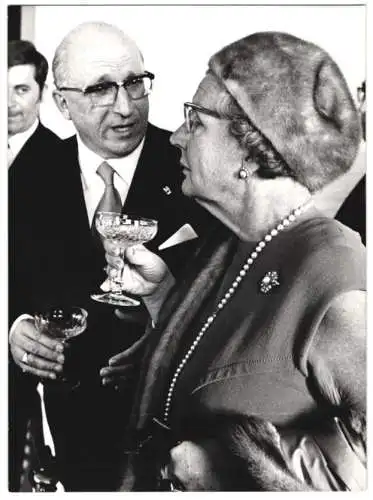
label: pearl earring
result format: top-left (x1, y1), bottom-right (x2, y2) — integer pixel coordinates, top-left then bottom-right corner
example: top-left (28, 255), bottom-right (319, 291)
top-left (238, 167), bottom-right (249, 180)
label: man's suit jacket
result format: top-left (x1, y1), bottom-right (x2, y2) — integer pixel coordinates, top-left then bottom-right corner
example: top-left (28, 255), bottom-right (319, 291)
top-left (8, 122), bottom-right (64, 491)
top-left (335, 175), bottom-right (366, 245)
top-left (11, 123), bottom-right (213, 491)
top-left (9, 122), bottom-right (64, 322)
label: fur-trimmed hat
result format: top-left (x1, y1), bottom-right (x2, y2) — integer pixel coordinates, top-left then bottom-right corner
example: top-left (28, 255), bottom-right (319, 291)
top-left (208, 32), bottom-right (361, 192)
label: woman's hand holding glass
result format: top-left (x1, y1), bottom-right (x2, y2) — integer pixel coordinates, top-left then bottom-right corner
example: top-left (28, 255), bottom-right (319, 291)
top-left (91, 212), bottom-right (159, 306)
top-left (104, 242), bottom-right (168, 294)
top-left (104, 240), bottom-right (175, 322)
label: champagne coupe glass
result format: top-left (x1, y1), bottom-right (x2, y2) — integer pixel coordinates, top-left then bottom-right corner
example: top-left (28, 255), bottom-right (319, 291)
top-left (34, 306), bottom-right (88, 385)
top-left (91, 212), bottom-right (158, 307)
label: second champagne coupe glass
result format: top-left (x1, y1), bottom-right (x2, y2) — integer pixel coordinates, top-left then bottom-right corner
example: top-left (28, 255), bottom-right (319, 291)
top-left (91, 212), bottom-right (158, 307)
top-left (34, 306), bottom-right (88, 386)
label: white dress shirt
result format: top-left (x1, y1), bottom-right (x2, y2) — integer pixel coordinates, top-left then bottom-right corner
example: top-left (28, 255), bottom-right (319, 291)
top-left (8, 118), bottom-right (39, 166)
top-left (77, 134), bottom-right (145, 225)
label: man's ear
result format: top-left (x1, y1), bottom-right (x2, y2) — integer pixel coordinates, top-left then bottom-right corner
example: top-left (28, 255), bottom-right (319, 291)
top-left (52, 90), bottom-right (71, 120)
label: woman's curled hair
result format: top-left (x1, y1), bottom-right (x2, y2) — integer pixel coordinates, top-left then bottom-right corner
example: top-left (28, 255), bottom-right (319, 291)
top-left (217, 87), bottom-right (295, 180)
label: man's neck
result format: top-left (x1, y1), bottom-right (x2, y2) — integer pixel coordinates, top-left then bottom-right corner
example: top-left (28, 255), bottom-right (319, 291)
top-left (8, 119), bottom-right (39, 158)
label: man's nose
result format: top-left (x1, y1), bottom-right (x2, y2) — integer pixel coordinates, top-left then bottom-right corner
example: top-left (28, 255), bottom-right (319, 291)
top-left (112, 85), bottom-right (133, 115)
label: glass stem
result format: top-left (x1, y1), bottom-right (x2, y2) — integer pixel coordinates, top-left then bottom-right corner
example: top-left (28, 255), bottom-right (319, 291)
top-left (110, 247), bottom-right (126, 294)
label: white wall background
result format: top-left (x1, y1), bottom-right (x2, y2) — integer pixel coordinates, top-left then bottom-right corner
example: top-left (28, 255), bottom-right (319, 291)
top-left (33, 4), bottom-right (366, 138)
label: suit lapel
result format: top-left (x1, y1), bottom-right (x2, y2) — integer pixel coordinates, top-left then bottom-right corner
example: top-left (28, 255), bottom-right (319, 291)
top-left (9, 123), bottom-right (47, 178)
top-left (60, 136), bottom-right (91, 230)
top-left (124, 125), bottom-right (163, 216)
top-left (52, 136), bottom-right (108, 287)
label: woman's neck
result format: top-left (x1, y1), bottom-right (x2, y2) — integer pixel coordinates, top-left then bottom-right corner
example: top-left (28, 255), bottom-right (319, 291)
top-left (202, 177), bottom-right (312, 243)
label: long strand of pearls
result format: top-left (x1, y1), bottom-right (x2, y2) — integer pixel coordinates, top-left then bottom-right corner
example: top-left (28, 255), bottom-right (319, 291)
top-left (162, 200), bottom-right (312, 423)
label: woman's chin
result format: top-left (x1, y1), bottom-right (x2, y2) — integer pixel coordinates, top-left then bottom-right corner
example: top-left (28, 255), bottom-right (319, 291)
top-left (181, 178), bottom-right (194, 198)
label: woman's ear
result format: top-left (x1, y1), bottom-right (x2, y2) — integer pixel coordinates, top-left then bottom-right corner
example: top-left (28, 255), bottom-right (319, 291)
top-left (52, 90), bottom-right (71, 120)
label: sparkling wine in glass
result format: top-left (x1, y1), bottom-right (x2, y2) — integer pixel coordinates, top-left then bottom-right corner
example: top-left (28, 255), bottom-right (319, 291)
top-left (91, 212), bottom-right (158, 306)
top-left (34, 306), bottom-right (88, 385)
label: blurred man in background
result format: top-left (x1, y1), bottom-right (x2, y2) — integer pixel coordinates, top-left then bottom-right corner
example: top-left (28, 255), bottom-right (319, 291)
top-left (8, 40), bottom-right (63, 491)
top-left (8, 40), bottom-right (62, 169)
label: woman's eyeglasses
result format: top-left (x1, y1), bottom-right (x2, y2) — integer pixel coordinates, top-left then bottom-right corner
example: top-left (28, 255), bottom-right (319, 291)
top-left (183, 101), bottom-right (221, 132)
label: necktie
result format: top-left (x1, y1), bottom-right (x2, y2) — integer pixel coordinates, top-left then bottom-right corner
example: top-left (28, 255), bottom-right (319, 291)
top-left (95, 161), bottom-right (122, 216)
top-left (91, 162), bottom-right (122, 250)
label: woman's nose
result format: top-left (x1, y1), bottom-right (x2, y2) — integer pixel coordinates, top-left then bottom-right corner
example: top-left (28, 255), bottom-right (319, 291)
top-left (170, 123), bottom-right (188, 148)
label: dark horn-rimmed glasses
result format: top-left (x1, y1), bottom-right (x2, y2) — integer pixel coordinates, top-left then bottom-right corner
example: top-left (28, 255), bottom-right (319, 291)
top-left (57, 71), bottom-right (155, 107)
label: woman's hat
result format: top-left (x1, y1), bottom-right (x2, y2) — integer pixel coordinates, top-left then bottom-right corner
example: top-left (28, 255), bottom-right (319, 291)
top-left (209, 32), bottom-right (361, 192)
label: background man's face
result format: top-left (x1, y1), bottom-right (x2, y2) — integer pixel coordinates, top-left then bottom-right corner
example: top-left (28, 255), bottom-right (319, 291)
top-left (8, 64), bottom-right (41, 137)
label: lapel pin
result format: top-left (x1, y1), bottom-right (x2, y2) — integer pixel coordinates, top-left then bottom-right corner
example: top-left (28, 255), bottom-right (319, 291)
top-left (163, 186), bottom-right (172, 195)
top-left (259, 271), bottom-right (280, 294)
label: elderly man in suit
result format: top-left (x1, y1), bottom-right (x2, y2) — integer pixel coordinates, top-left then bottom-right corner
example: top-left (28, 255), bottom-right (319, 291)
top-left (8, 40), bottom-right (63, 492)
top-left (9, 22), bottom-right (212, 491)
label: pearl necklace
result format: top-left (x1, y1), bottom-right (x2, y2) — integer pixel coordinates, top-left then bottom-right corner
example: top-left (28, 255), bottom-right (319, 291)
top-left (162, 200), bottom-right (312, 423)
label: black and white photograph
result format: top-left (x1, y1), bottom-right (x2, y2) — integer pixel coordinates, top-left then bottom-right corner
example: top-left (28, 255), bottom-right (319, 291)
top-left (4, 1), bottom-right (367, 494)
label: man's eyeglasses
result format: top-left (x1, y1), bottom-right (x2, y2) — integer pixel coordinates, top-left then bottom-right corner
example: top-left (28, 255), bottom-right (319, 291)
top-left (57, 71), bottom-right (154, 107)
top-left (184, 101), bottom-right (221, 132)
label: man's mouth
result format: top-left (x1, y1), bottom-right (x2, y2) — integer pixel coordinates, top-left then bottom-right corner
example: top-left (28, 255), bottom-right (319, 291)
top-left (111, 123), bottom-right (135, 133)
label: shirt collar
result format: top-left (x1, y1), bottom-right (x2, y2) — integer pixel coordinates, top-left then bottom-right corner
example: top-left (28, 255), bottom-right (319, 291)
top-left (77, 134), bottom-right (145, 187)
top-left (8, 119), bottom-right (39, 158)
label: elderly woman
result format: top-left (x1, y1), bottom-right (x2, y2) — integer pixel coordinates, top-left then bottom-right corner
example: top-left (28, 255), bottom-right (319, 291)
top-left (105, 32), bottom-right (366, 491)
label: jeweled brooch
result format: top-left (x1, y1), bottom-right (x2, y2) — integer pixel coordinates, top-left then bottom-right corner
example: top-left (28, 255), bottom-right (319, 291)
top-left (259, 271), bottom-right (280, 294)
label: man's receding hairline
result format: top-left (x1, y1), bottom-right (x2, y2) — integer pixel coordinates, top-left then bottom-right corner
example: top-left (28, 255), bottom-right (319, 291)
top-left (53, 21), bottom-right (144, 85)
top-left (63, 21), bottom-right (142, 55)
top-left (55, 22), bottom-right (144, 75)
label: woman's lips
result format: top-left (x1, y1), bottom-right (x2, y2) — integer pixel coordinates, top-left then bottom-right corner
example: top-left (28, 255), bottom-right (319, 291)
top-left (180, 160), bottom-right (190, 171)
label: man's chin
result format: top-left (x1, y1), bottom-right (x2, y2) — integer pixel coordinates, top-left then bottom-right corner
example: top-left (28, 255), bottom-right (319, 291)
top-left (8, 125), bottom-right (23, 136)
top-left (105, 139), bottom-right (141, 158)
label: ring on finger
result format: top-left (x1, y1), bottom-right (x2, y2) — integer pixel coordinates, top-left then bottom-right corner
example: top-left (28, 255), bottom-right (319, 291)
top-left (22, 352), bottom-right (29, 364)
